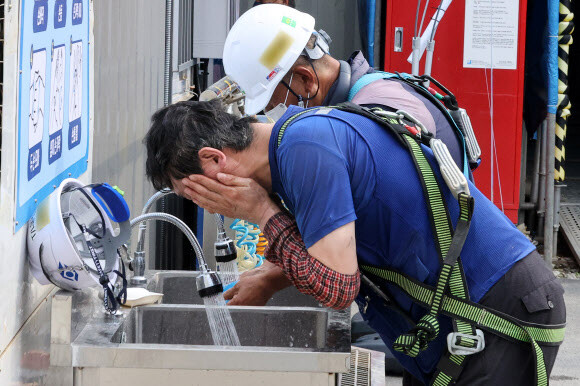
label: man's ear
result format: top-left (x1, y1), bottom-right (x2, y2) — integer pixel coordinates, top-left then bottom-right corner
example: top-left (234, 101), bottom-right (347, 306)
top-left (198, 147), bottom-right (227, 177)
top-left (293, 63), bottom-right (318, 95)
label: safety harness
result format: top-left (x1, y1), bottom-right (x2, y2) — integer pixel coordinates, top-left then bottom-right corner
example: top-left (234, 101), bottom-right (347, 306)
top-left (348, 72), bottom-right (482, 176)
top-left (275, 103), bottom-right (565, 386)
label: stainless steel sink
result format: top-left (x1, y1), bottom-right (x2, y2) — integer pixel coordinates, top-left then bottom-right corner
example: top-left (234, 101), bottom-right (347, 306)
top-left (112, 305), bottom-right (338, 349)
top-left (147, 270), bottom-right (321, 307)
top-left (72, 304), bottom-right (350, 373)
top-left (66, 271), bottom-right (352, 385)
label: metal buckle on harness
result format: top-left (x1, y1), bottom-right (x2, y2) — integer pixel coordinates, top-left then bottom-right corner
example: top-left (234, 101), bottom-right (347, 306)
top-left (370, 108), bottom-right (402, 120)
top-left (396, 110), bottom-right (429, 136)
top-left (447, 329), bottom-right (485, 356)
top-left (430, 138), bottom-right (470, 199)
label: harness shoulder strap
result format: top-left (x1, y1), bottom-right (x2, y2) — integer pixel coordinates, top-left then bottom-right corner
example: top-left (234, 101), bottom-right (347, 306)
top-left (348, 72), bottom-right (400, 101)
top-left (349, 72), bottom-right (473, 177)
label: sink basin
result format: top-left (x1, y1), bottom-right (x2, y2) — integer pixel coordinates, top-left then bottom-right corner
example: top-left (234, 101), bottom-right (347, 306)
top-left (72, 304), bottom-right (351, 374)
top-left (112, 305), bottom-right (334, 349)
top-left (67, 271), bottom-right (352, 382)
top-left (147, 271), bottom-right (321, 307)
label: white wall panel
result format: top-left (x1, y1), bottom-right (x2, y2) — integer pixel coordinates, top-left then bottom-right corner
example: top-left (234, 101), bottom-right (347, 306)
top-left (91, 0), bottom-right (165, 221)
top-left (0, 1), bottom-right (94, 383)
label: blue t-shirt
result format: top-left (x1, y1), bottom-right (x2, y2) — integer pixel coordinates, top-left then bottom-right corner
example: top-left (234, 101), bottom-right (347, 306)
top-left (269, 106), bottom-right (535, 381)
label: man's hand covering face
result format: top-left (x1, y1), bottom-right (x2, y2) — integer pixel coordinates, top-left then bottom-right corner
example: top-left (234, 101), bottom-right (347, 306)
top-left (181, 173), bottom-right (281, 229)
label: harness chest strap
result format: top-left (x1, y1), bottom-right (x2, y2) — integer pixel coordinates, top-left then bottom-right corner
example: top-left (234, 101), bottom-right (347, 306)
top-left (361, 264), bottom-right (565, 386)
top-left (399, 132), bottom-right (481, 385)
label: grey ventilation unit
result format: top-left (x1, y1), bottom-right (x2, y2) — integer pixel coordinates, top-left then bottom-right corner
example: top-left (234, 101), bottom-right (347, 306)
top-left (337, 346), bottom-right (385, 386)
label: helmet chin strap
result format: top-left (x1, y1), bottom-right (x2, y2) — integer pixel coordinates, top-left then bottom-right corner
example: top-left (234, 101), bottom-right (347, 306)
top-left (280, 57), bottom-right (320, 108)
top-left (283, 72), bottom-right (294, 106)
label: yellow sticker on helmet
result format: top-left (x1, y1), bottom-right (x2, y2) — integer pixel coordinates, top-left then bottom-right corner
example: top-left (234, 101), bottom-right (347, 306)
top-left (36, 198), bottom-right (51, 231)
top-left (259, 30), bottom-right (294, 70)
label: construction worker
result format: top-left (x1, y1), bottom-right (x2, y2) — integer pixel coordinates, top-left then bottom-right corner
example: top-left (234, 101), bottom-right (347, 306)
top-left (223, 4), bottom-right (470, 173)
top-left (220, 3), bottom-right (479, 311)
top-left (144, 99), bottom-right (565, 385)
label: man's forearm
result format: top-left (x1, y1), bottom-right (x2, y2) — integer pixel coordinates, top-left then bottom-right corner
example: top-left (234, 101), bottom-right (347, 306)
top-left (260, 260), bottom-right (294, 292)
top-left (262, 212), bottom-right (360, 310)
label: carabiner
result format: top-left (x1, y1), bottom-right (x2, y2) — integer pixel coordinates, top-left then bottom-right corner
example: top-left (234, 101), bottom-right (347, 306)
top-left (396, 110), bottom-right (429, 136)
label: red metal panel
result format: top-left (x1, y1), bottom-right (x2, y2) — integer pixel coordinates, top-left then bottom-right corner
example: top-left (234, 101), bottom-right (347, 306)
top-left (384, 0), bottom-right (528, 222)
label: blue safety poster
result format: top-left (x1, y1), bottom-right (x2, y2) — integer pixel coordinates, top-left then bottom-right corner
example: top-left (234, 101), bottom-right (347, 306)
top-left (16, 0), bottom-right (90, 232)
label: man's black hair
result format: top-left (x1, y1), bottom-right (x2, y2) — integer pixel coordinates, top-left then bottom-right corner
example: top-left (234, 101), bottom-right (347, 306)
top-left (253, 0), bottom-right (295, 8)
top-left (144, 99), bottom-right (256, 191)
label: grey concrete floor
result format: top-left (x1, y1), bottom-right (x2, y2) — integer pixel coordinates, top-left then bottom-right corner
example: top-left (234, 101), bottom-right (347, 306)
top-left (550, 279), bottom-right (580, 385)
top-left (384, 278), bottom-right (579, 385)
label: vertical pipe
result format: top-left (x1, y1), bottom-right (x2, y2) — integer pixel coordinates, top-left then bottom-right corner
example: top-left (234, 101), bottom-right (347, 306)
top-left (423, 40), bottom-right (435, 87)
top-left (159, 0), bottom-right (173, 269)
top-left (528, 125), bottom-right (542, 227)
top-left (367, 0), bottom-right (376, 68)
top-left (545, 0), bottom-right (559, 266)
top-left (544, 113), bottom-right (556, 266)
top-left (518, 125), bottom-right (528, 224)
top-left (530, 127), bottom-right (542, 207)
top-left (537, 120), bottom-right (547, 239)
top-left (553, 183), bottom-right (565, 255)
top-left (164, 0), bottom-right (173, 106)
top-left (411, 37), bottom-right (421, 75)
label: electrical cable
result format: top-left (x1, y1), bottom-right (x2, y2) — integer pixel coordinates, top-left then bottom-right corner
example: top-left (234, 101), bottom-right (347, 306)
top-left (430, 0), bottom-right (445, 42)
top-left (415, 0), bottom-right (422, 37)
top-left (490, 0), bottom-right (494, 205)
top-left (419, 0), bottom-right (431, 38)
top-left (481, 1), bottom-right (505, 213)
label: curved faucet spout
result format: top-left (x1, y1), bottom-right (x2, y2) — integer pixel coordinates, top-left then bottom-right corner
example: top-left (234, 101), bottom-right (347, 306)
top-left (129, 212), bottom-right (208, 286)
top-left (136, 189), bottom-right (174, 253)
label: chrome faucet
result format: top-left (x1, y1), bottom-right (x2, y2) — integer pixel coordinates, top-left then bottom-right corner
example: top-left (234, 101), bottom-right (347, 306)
top-left (129, 189), bottom-right (174, 286)
top-left (128, 190), bottom-right (225, 297)
top-left (129, 212), bottom-right (222, 296)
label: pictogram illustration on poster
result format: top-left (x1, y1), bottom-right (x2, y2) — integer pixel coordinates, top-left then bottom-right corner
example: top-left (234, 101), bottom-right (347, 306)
top-left (16, 0), bottom-right (90, 232)
top-left (49, 43), bottom-right (66, 164)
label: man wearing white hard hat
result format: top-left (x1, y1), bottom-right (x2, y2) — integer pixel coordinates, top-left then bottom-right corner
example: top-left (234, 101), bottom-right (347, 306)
top-left (223, 4), bottom-right (469, 172)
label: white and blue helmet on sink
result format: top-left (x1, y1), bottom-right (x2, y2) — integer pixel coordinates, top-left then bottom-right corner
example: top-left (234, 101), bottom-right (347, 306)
top-left (27, 178), bottom-right (131, 311)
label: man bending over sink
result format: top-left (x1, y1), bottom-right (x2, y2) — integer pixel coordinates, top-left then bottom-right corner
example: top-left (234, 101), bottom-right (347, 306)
top-left (144, 99), bottom-right (565, 386)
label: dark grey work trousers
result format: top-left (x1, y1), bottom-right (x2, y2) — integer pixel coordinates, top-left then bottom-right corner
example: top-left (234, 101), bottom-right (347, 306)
top-left (403, 250), bottom-right (566, 385)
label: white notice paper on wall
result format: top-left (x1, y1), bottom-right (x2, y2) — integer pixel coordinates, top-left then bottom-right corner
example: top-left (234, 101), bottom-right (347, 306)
top-left (463, 0), bottom-right (519, 69)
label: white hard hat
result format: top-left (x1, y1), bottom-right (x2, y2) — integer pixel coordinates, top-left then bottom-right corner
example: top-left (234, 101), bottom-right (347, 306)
top-left (27, 178), bottom-right (131, 294)
top-left (223, 4), bottom-right (330, 115)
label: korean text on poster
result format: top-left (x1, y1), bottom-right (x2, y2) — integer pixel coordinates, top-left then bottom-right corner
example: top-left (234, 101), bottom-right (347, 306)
top-left (16, 0), bottom-right (90, 232)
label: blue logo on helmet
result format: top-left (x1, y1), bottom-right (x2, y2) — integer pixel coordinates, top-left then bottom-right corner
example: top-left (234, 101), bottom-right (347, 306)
top-left (59, 262), bottom-right (79, 281)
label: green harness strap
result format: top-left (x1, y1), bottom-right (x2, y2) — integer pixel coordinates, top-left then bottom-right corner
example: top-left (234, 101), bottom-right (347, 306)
top-left (361, 264), bottom-right (565, 386)
top-left (400, 135), bottom-right (481, 386)
top-left (275, 104), bottom-right (565, 386)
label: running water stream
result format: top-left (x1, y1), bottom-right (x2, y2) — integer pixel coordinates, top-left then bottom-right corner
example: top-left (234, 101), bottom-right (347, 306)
top-left (217, 260), bottom-right (240, 285)
top-left (203, 292), bottom-right (241, 346)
